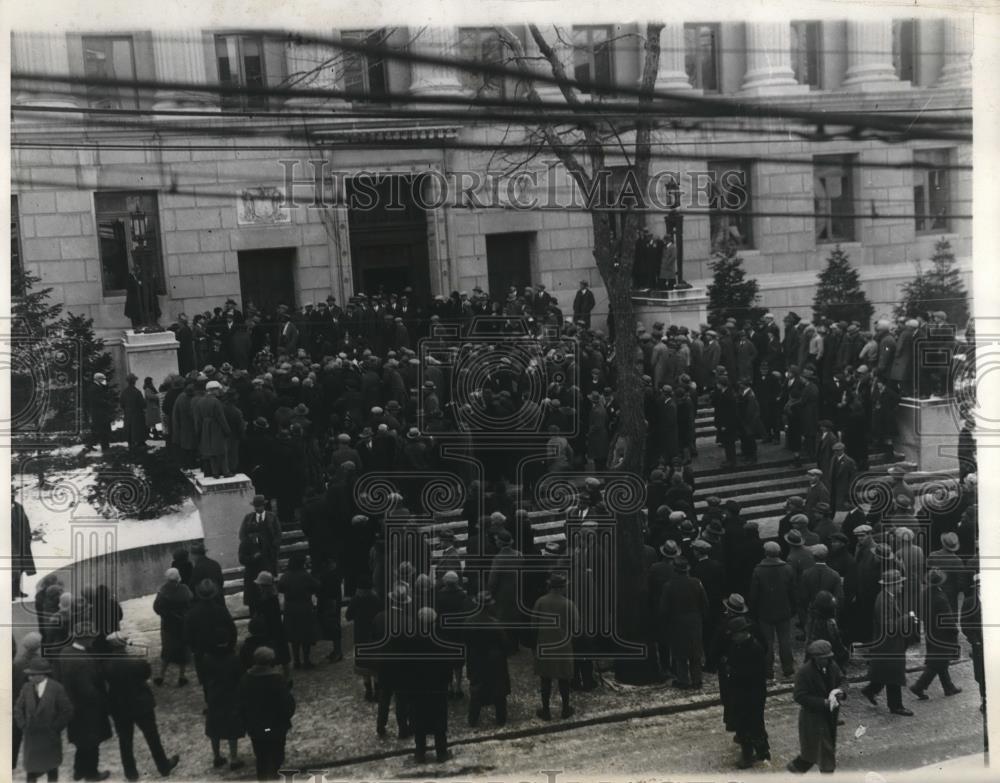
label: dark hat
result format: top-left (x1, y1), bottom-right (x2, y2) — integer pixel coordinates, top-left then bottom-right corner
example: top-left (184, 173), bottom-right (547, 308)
top-left (704, 521), bottom-right (724, 540)
top-left (832, 442), bottom-right (846, 452)
top-left (548, 573), bottom-right (567, 588)
top-left (873, 543), bottom-right (896, 561)
top-left (495, 529), bottom-right (513, 545)
top-left (788, 496), bottom-right (805, 509)
top-left (879, 568), bottom-right (905, 586)
top-left (253, 416), bottom-right (269, 430)
top-left (24, 659), bottom-right (53, 676)
top-left (706, 495), bottom-right (722, 507)
top-left (196, 578), bottom-right (219, 600)
top-left (190, 542), bottom-right (207, 556)
top-left (819, 419), bottom-right (834, 428)
top-left (679, 519), bottom-right (696, 534)
top-left (691, 539), bottom-right (712, 553)
top-left (806, 639), bottom-right (835, 659)
top-left (673, 557), bottom-right (690, 573)
top-left (940, 532), bottom-right (960, 552)
top-left (723, 593), bottom-right (749, 614)
top-left (251, 495), bottom-right (267, 507)
top-left (830, 532), bottom-right (849, 545)
top-left (727, 616), bottom-right (751, 635)
top-left (894, 494), bottom-right (914, 509)
top-left (659, 540), bottom-right (680, 558)
top-left (437, 528), bottom-right (456, 542)
top-left (784, 529), bottom-right (804, 546)
top-left (926, 568), bottom-right (947, 586)
top-left (815, 502), bottom-right (832, 514)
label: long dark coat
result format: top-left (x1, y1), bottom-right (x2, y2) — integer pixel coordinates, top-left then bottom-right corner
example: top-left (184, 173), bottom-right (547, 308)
top-left (202, 650), bottom-right (246, 740)
top-left (194, 393), bottom-right (231, 457)
top-left (102, 654), bottom-right (157, 721)
top-left (120, 385), bottom-right (145, 445)
top-left (921, 584), bottom-right (959, 660)
top-left (464, 607), bottom-right (512, 703)
top-left (54, 644), bottom-right (112, 748)
top-left (14, 678), bottom-right (74, 773)
top-left (238, 667), bottom-right (295, 739)
top-left (725, 633), bottom-right (768, 739)
top-left (532, 590), bottom-right (580, 680)
top-left (153, 580), bottom-right (192, 664)
top-left (238, 511), bottom-right (281, 605)
top-left (659, 573), bottom-right (709, 662)
top-left (170, 391), bottom-right (197, 451)
top-left (278, 569), bottom-right (320, 644)
top-left (11, 500), bottom-right (36, 580)
top-left (794, 658), bottom-right (845, 771)
top-left (865, 591), bottom-right (911, 686)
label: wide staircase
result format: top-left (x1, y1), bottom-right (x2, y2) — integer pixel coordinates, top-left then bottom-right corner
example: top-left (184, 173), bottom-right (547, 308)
top-left (221, 403), bottom-right (931, 596)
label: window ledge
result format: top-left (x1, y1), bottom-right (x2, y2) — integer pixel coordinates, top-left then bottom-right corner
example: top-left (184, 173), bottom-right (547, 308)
top-left (817, 240), bottom-right (861, 248)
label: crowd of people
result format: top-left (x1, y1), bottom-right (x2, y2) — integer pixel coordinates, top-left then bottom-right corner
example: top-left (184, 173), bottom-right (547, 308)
top-left (15, 282), bottom-right (982, 779)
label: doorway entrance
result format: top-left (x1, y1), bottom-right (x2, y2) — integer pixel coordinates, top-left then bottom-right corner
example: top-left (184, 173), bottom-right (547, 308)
top-left (347, 174), bottom-right (431, 302)
top-left (237, 247), bottom-right (297, 314)
top-left (486, 232), bottom-right (535, 298)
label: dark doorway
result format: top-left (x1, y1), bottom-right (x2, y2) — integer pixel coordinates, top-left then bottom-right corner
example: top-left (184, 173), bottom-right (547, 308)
top-left (486, 232), bottom-right (534, 298)
top-left (238, 247), bottom-right (297, 314)
top-left (347, 174), bottom-right (431, 303)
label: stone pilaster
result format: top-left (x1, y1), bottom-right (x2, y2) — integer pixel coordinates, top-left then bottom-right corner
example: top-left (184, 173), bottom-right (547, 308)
top-left (937, 17), bottom-right (972, 88)
top-left (647, 24), bottom-right (696, 92)
top-left (11, 32), bottom-right (81, 108)
top-left (409, 26), bottom-right (465, 98)
top-left (284, 37), bottom-right (348, 109)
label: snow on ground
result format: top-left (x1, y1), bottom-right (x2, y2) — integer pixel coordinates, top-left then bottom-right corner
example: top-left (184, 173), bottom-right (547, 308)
top-left (15, 461), bottom-right (203, 595)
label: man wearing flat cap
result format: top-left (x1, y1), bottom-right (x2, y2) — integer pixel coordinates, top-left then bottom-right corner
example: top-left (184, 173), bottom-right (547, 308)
top-left (804, 469), bottom-right (830, 516)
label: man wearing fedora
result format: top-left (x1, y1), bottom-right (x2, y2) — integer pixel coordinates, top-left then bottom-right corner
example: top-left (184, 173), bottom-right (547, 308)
top-left (787, 640), bottom-right (846, 774)
top-left (724, 616), bottom-right (771, 769)
top-left (860, 568), bottom-right (915, 716)
top-left (465, 591), bottom-right (512, 728)
top-left (193, 379), bottom-right (232, 479)
top-left (14, 658), bottom-right (74, 783)
top-left (184, 579), bottom-right (238, 702)
top-left (239, 496), bottom-right (282, 610)
top-left (659, 556), bottom-right (709, 689)
top-left (531, 573), bottom-right (580, 720)
top-left (910, 568), bottom-right (963, 701)
top-left (101, 633), bottom-right (180, 781)
top-left (927, 532), bottom-right (969, 610)
top-left (648, 540), bottom-right (680, 675)
top-left (190, 542), bottom-right (225, 605)
top-left (53, 623), bottom-right (113, 781)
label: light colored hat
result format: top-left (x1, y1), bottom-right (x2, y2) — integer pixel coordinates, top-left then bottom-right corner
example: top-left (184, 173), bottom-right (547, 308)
top-left (254, 571), bottom-right (274, 586)
top-left (206, 380), bottom-right (222, 391)
top-left (165, 567), bottom-right (181, 582)
top-left (442, 571), bottom-right (460, 585)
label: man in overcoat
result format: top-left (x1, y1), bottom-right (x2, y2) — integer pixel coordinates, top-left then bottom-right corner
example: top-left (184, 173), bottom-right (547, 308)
top-left (749, 541), bottom-right (797, 680)
top-left (239, 496), bottom-right (282, 609)
top-left (101, 632), bottom-right (179, 780)
top-left (786, 640), bottom-right (846, 774)
top-left (724, 616), bottom-right (770, 769)
top-left (193, 380), bottom-right (232, 478)
top-left (910, 569), bottom-right (963, 700)
top-left (13, 658), bottom-right (74, 783)
top-left (238, 647), bottom-right (296, 780)
top-left (54, 624), bottom-right (113, 781)
top-left (659, 557), bottom-right (709, 689)
top-left (465, 591), bottom-right (512, 727)
top-left (860, 568), bottom-right (915, 715)
top-left (531, 573), bottom-right (580, 721)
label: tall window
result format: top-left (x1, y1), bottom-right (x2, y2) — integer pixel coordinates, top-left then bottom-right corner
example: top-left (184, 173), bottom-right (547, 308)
top-left (790, 21), bottom-right (821, 89)
top-left (342, 29), bottom-right (389, 99)
top-left (94, 192), bottom-right (165, 296)
top-left (708, 160), bottom-right (753, 252)
top-left (82, 36), bottom-right (139, 109)
top-left (215, 34), bottom-right (267, 111)
top-left (913, 149), bottom-right (952, 233)
top-left (684, 23), bottom-right (720, 91)
top-left (892, 19), bottom-right (918, 83)
top-left (572, 26), bottom-right (613, 92)
top-left (814, 155), bottom-right (856, 243)
top-left (11, 195), bottom-right (24, 285)
top-left (458, 27), bottom-right (508, 97)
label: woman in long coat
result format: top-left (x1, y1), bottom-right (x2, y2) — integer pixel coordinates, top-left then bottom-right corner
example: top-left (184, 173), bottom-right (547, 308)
top-left (278, 553), bottom-right (320, 669)
top-left (152, 568), bottom-right (192, 685)
top-left (787, 640), bottom-right (845, 774)
top-left (14, 659), bottom-right (74, 780)
top-left (530, 574), bottom-right (580, 720)
top-left (201, 630), bottom-right (246, 771)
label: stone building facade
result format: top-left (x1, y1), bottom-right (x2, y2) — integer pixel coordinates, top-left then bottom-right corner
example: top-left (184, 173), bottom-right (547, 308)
top-left (11, 19), bottom-right (973, 366)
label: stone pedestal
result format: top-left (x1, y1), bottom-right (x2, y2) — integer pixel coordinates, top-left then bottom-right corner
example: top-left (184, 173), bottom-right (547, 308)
top-left (122, 330), bottom-right (179, 385)
top-left (189, 472), bottom-right (255, 572)
top-left (632, 287), bottom-right (709, 332)
top-left (896, 396), bottom-right (962, 472)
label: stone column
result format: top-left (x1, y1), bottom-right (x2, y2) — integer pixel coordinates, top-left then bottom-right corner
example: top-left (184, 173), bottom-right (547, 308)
top-left (841, 20), bottom-right (907, 92)
top-left (740, 22), bottom-right (809, 96)
top-left (409, 26), bottom-right (465, 98)
top-left (529, 24), bottom-right (575, 101)
top-left (151, 30), bottom-right (219, 111)
top-left (11, 32), bottom-right (81, 108)
top-left (284, 37), bottom-right (348, 109)
top-left (650, 23), bottom-right (696, 92)
top-left (937, 17), bottom-right (972, 88)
